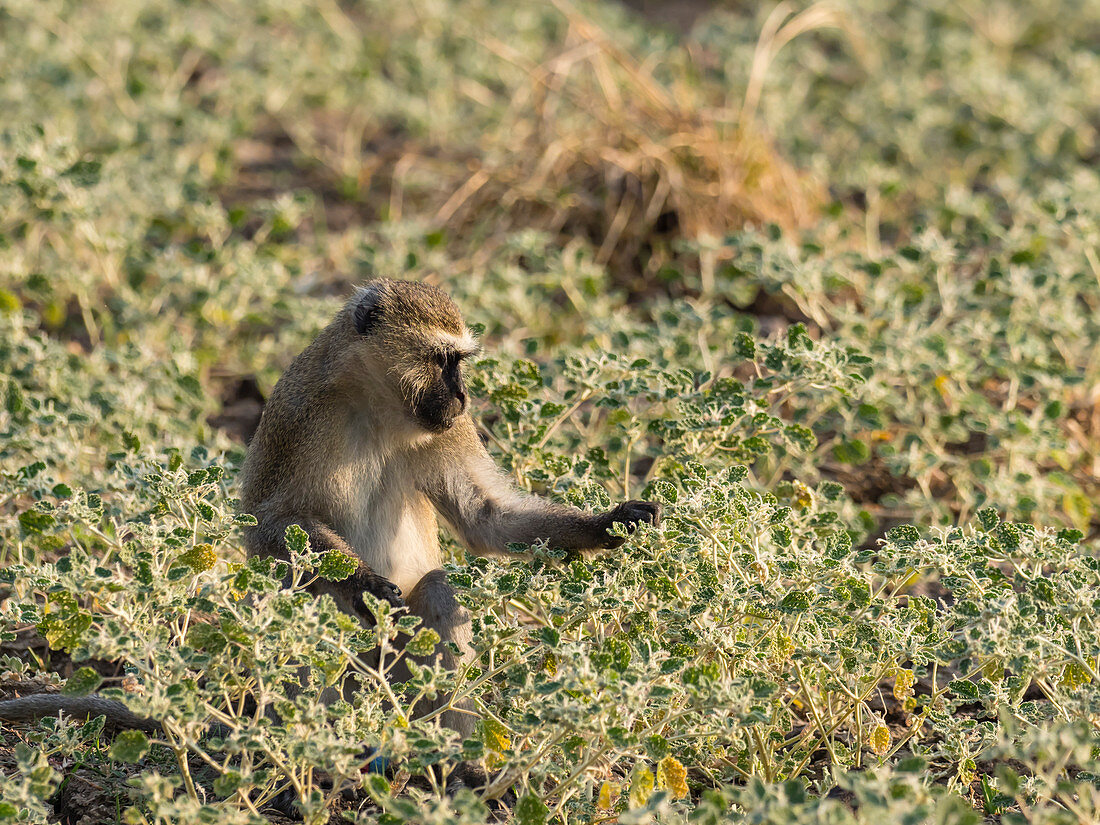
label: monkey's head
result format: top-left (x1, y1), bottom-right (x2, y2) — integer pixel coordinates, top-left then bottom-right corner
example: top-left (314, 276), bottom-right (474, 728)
top-left (348, 279), bottom-right (479, 433)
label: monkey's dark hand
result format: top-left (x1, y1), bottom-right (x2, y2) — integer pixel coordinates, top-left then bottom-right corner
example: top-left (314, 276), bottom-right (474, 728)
top-left (345, 567), bottom-right (404, 610)
top-left (600, 500), bottom-right (662, 548)
top-left (364, 573), bottom-right (404, 608)
top-left (310, 565), bottom-right (403, 626)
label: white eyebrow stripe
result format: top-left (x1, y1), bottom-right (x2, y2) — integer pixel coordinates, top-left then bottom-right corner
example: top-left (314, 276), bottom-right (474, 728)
top-left (430, 329), bottom-right (480, 355)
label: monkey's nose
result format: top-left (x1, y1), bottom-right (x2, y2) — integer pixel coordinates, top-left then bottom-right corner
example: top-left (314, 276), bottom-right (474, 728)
top-left (455, 389), bottom-right (467, 408)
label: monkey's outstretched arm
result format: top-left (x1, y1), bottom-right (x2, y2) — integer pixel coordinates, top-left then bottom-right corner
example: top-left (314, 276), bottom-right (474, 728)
top-left (422, 421), bottom-right (660, 555)
top-left (244, 512), bottom-right (404, 613)
top-left (0, 695), bottom-right (160, 733)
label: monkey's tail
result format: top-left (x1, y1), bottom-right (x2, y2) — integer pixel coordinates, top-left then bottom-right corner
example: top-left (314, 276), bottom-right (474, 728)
top-left (0, 695), bottom-right (160, 734)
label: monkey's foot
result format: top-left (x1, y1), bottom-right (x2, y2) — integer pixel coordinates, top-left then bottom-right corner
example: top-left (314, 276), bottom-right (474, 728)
top-left (446, 760), bottom-right (488, 790)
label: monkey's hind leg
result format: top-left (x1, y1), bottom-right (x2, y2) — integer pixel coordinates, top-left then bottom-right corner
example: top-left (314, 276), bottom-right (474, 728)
top-left (400, 569), bottom-right (476, 739)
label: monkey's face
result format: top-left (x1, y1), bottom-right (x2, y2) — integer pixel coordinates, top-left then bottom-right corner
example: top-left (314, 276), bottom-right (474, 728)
top-left (349, 279), bottom-right (478, 434)
top-left (410, 346), bottom-right (470, 433)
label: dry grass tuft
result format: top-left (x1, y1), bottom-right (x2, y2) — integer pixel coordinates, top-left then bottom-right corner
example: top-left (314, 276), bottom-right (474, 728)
top-left (428, 1), bottom-right (840, 289)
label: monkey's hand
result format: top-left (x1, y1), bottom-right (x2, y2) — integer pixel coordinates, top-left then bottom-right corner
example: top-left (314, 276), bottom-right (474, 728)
top-left (322, 566), bottom-right (404, 618)
top-left (599, 500), bottom-right (662, 548)
top-left (313, 567), bottom-right (404, 628)
top-left (360, 571), bottom-right (405, 609)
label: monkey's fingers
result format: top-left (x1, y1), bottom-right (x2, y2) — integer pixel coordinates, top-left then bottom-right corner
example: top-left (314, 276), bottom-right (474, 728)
top-left (364, 574), bottom-right (405, 608)
top-left (611, 500), bottom-right (662, 528)
top-left (598, 500), bottom-right (662, 548)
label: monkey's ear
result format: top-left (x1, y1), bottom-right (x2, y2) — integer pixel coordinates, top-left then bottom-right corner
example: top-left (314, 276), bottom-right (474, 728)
top-left (353, 287), bottom-right (382, 335)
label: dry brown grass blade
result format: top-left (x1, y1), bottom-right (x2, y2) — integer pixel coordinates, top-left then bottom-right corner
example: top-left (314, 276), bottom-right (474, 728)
top-left (742, 1), bottom-right (865, 126)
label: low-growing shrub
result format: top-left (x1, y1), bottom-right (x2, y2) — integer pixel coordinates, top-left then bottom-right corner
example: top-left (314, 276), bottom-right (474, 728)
top-left (2, 0), bottom-right (1098, 822)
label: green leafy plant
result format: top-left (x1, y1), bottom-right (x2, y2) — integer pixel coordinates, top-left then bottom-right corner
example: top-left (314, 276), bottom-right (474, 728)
top-left (2, 0), bottom-right (1098, 822)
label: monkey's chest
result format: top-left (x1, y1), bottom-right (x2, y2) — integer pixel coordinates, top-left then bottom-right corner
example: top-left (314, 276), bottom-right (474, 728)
top-left (335, 487), bottom-right (441, 594)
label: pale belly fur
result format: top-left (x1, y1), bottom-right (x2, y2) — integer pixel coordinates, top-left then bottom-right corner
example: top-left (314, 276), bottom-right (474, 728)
top-left (333, 470), bottom-right (442, 595)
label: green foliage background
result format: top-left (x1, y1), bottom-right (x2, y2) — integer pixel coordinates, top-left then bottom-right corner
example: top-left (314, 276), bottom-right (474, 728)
top-left (1, 0), bottom-right (1098, 823)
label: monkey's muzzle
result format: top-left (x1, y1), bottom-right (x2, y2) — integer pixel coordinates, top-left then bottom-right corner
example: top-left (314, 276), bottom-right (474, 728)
top-left (415, 394), bottom-right (466, 433)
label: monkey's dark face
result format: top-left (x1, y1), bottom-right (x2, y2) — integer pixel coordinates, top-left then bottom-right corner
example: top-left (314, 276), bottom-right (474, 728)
top-left (349, 279), bottom-right (478, 434)
top-left (413, 348), bottom-right (469, 432)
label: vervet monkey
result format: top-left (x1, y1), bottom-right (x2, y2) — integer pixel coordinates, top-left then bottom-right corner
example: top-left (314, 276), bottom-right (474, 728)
top-left (238, 279), bottom-right (661, 735)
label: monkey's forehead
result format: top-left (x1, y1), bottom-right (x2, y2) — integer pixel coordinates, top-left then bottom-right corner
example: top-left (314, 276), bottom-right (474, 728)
top-left (356, 279), bottom-right (467, 335)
